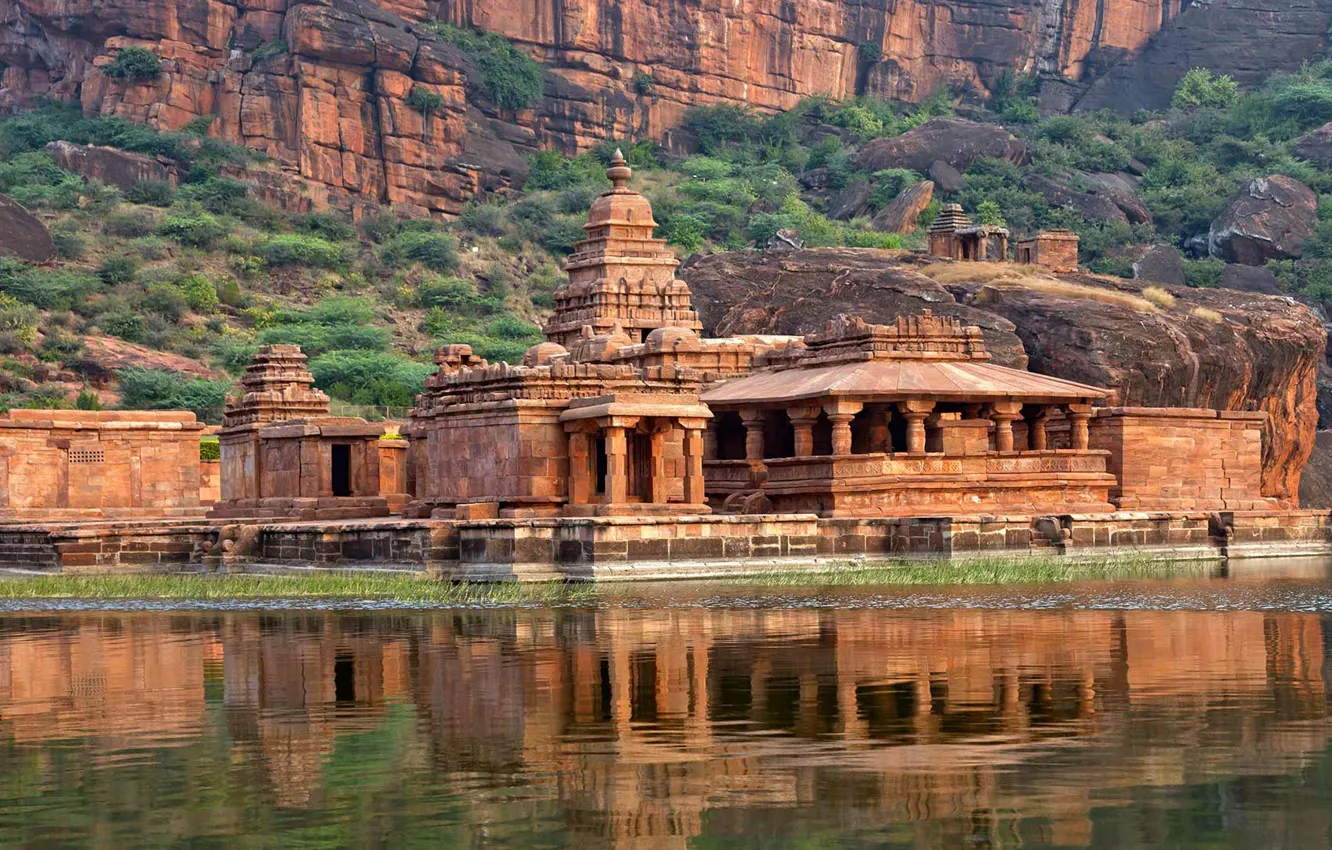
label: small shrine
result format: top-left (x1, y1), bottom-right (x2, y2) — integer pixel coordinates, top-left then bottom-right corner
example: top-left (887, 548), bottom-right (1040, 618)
top-left (209, 345), bottom-right (390, 520)
top-left (1016, 229), bottom-right (1080, 272)
top-left (928, 203), bottom-right (1009, 262)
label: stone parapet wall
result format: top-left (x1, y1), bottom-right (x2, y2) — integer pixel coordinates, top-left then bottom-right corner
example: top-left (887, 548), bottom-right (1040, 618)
top-left (1089, 407), bottom-right (1274, 511)
top-left (258, 519), bottom-right (458, 566)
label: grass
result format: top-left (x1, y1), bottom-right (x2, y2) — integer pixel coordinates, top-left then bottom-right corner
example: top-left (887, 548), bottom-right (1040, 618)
top-left (1190, 306), bottom-right (1224, 323)
top-left (0, 573), bottom-right (598, 604)
top-left (725, 554), bottom-right (1210, 587)
top-left (921, 263), bottom-right (1159, 313)
top-left (0, 554), bottom-right (1210, 603)
top-left (1141, 285), bottom-right (1176, 309)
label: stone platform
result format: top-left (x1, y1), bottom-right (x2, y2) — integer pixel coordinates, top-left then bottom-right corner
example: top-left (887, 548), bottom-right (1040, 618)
top-left (1, 510), bottom-right (1330, 579)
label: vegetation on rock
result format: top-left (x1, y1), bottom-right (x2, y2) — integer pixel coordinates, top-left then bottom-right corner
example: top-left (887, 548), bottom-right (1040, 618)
top-left (102, 47), bottom-right (162, 82)
top-left (427, 24), bottom-right (544, 112)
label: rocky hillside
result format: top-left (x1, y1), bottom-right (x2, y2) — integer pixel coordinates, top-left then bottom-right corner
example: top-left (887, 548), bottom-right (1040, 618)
top-left (4, 0), bottom-right (1332, 211)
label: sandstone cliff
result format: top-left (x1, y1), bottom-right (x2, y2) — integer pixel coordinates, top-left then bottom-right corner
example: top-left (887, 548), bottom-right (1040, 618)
top-left (683, 249), bottom-right (1327, 505)
top-left (0, 0), bottom-right (1271, 214)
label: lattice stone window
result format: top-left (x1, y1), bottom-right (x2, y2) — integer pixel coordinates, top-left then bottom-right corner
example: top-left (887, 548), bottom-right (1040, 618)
top-left (68, 448), bottom-right (105, 464)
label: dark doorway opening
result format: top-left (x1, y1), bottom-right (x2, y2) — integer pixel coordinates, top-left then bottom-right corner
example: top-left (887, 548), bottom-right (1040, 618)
top-left (331, 444), bottom-right (352, 497)
top-left (334, 655), bottom-right (355, 702)
top-left (594, 436), bottom-right (608, 496)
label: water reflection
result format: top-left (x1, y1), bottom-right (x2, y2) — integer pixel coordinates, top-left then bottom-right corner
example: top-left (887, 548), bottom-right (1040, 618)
top-left (0, 593), bottom-right (1331, 847)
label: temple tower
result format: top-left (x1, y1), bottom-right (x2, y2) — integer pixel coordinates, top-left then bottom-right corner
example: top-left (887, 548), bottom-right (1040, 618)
top-left (221, 344), bottom-right (330, 427)
top-left (542, 150), bottom-right (702, 347)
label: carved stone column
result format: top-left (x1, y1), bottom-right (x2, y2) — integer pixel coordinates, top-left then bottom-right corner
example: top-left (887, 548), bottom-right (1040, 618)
top-left (567, 429), bottom-right (592, 505)
top-left (603, 425), bottom-right (628, 505)
top-left (897, 400), bottom-right (935, 454)
top-left (1027, 407), bottom-right (1051, 451)
top-left (823, 400), bottom-right (863, 456)
top-left (682, 426), bottom-right (707, 506)
top-left (1065, 403), bottom-right (1093, 451)
top-left (990, 400), bottom-right (1024, 453)
top-left (740, 410), bottom-right (766, 463)
top-left (648, 426), bottom-right (668, 504)
top-left (788, 406), bottom-right (821, 457)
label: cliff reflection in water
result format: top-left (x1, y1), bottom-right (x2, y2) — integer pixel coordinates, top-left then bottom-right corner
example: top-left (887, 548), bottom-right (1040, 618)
top-left (1, 603), bottom-right (1331, 847)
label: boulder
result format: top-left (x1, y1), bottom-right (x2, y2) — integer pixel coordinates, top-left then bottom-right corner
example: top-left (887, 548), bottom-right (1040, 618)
top-left (928, 160), bottom-right (963, 194)
top-left (871, 180), bottom-right (934, 233)
top-left (826, 179), bottom-right (871, 221)
top-left (45, 140), bottom-right (177, 192)
top-left (1294, 123), bottom-right (1332, 169)
top-left (1025, 174), bottom-right (1128, 225)
top-left (1298, 430), bottom-right (1332, 508)
top-left (0, 194), bottom-right (56, 262)
top-left (1132, 244), bottom-right (1185, 286)
top-left (854, 119), bottom-right (1026, 174)
top-left (1078, 171), bottom-right (1140, 195)
top-left (683, 249), bottom-right (1326, 504)
top-left (1209, 175), bottom-right (1317, 266)
top-left (1217, 264), bottom-right (1283, 295)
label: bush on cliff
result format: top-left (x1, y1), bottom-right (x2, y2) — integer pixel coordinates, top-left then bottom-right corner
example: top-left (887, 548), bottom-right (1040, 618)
top-left (430, 24), bottom-right (544, 112)
top-left (259, 234), bottom-right (354, 270)
top-left (116, 367), bottom-right (231, 421)
top-left (103, 47), bottom-right (163, 82)
top-left (380, 230), bottom-right (458, 272)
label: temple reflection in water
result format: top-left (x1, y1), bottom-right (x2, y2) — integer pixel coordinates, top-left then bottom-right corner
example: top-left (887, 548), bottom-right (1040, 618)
top-left (0, 605), bottom-right (1330, 847)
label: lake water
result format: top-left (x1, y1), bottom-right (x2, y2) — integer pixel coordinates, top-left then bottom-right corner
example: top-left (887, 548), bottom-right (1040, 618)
top-left (3, 570), bottom-right (1332, 847)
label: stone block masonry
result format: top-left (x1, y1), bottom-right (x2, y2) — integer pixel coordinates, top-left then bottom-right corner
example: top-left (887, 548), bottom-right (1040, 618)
top-left (1089, 408), bottom-right (1275, 511)
top-left (0, 410), bottom-right (205, 520)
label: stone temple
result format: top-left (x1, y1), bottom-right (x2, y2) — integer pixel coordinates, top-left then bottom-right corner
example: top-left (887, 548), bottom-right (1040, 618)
top-left (0, 151), bottom-right (1321, 576)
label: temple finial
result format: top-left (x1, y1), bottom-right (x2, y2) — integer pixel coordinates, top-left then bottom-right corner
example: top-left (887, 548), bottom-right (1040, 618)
top-left (606, 147), bottom-right (632, 190)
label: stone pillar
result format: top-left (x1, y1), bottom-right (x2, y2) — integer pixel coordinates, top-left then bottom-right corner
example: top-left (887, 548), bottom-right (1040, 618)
top-left (568, 430), bottom-right (592, 505)
top-left (682, 425), bottom-right (707, 506)
top-left (648, 427), bottom-right (668, 504)
top-left (702, 427), bottom-right (718, 461)
top-left (741, 410), bottom-right (765, 463)
top-left (867, 406), bottom-right (893, 454)
top-left (603, 425), bottom-right (628, 504)
top-left (1027, 407), bottom-right (1051, 452)
top-left (1066, 403), bottom-right (1093, 451)
top-left (897, 400), bottom-right (935, 455)
top-left (990, 400), bottom-right (1023, 453)
top-left (788, 406), bottom-right (821, 457)
top-left (823, 401), bottom-right (863, 456)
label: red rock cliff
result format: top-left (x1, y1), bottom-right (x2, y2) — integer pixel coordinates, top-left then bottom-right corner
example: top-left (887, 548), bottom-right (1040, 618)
top-left (0, 0), bottom-right (1195, 212)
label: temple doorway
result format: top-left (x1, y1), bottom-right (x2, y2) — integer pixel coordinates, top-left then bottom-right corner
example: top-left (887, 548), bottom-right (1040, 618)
top-left (331, 444), bottom-right (352, 496)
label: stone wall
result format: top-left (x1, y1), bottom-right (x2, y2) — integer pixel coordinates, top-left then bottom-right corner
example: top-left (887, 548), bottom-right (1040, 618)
top-left (0, 410), bottom-right (205, 520)
top-left (1089, 407), bottom-right (1273, 511)
top-left (200, 459), bottom-right (220, 505)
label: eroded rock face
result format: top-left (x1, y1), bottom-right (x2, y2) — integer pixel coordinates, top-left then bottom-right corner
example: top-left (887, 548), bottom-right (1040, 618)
top-left (855, 119), bottom-right (1027, 173)
top-left (1294, 122), bottom-right (1332, 169)
top-left (1075, 0), bottom-right (1332, 113)
top-left (1132, 244), bottom-right (1185, 286)
top-left (683, 249), bottom-right (1326, 503)
top-left (871, 180), bottom-right (933, 233)
top-left (1209, 175), bottom-right (1318, 266)
top-left (46, 140), bottom-right (176, 192)
top-left (0, 194), bottom-right (56, 262)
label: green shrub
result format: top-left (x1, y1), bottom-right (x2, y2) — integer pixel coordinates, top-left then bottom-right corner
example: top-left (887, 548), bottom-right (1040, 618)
top-left (0, 151), bottom-right (69, 192)
top-left (199, 438), bottom-right (220, 461)
top-left (632, 71), bottom-right (654, 96)
top-left (160, 213), bottom-right (227, 248)
top-left (104, 206), bottom-right (160, 237)
top-left (405, 86), bottom-right (446, 114)
top-left (126, 179), bottom-right (175, 206)
top-left (49, 222), bottom-right (86, 259)
top-left (104, 47), bottom-right (163, 81)
top-left (540, 215), bottom-right (586, 254)
top-left (0, 292), bottom-right (39, 350)
top-left (524, 150), bottom-right (608, 192)
top-left (416, 275), bottom-right (493, 313)
top-left (143, 283), bottom-right (189, 321)
top-left (178, 176), bottom-right (248, 215)
top-left (293, 211), bottom-right (354, 242)
top-left (116, 367), bottom-right (232, 420)
top-left (974, 200), bottom-right (1006, 227)
top-left (179, 274), bottom-right (220, 312)
top-left (252, 40), bottom-right (288, 61)
top-left (658, 211), bottom-right (707, 251)
top-left (101, 312), bottom-right (147, 342)
top-left (429, 24), bottom-right (544, 111)
top-left (97, 254), bottom-right (139, 285)
top-left (308, 350), bottom-right (434, 405)
top-left (458, 203), bottom-right (508, 237)
top-left (867, 169), bottom-right (920, 210)
top-left (259, 234), bottom-right (353, 269)
top-left (2, 267), bottom-right (102, 310)
top-left (381, 230), bottom-right (458, 272)
top-left (1182, 257), bottom-right (1225, 288)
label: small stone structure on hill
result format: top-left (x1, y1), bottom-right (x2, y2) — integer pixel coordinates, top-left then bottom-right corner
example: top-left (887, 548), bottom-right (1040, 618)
top-left (1015, 229), bottom-right (1080, 273)
top-left (0, 410), bottom-right (205, 519)
top-left (927, 204), bottom-right (1009, 262)
top-left (208, 345), bottom-right (391, 521)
